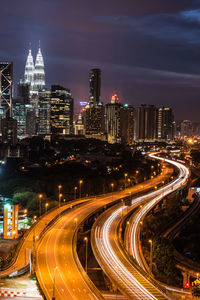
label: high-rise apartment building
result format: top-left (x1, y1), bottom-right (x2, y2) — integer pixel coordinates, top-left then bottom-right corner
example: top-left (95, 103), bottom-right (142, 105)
top-left (84, 104), bottom-right (105, 138)
top-left (89, 69), bottom-right (101, 106)
top-left (38, 89), bottom-right (51, 136)
top-left (0, 117), bottom-right (17, 145)
top-left (180, 120), bottom-right (193, 138)
top-left (17, 81), bottom-right (30, 104)
top-left (105, 95), bottom-right (134, 144)
top-left (122, 104), bottom-right (134, 145)
top-left (51, 85), bottom-right (73, 136)
top-left (12, 99), bottom-right (26, 138)
top-left (157, 107), bottom-right (174, 140)
top-left (25, 105), bottom-right (36, 136)
top-left (134, 105), bottom-right (157, 141)
top-left (0, 61), bottom-right (13, 118)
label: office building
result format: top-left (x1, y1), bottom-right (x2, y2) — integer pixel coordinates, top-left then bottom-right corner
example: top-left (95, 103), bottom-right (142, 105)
top-left (38, 89), bottom-right (51, 136)
top-left (25, 105), bottom-right (36, 136)
top-left (180, 120), bottom-right (193, 138)
top-left (122, 104), bottom-right (134, 144)
top-left (13, 99), bottom-right (26, 138)
top-left (84, 104), bottom-right (105, 138)
top-left (51, 85), bottom-right (73, 136)
top-left (89, 69), bottom-right (101, 106)
top-left (134, 105), bottom-right (157, 141)
top-left (24, 44), bottom-right (45, 93)
top-left (105, 95), bottom-right (124, 144)
top-left (33, 46), bottom-right (45, 91)
top-left (0, 61), bottom-right (13, 118)
top-left (24, 49), bottom-right (34, 88)
top-left (3, 203), bottom-right (19, 239)
top-left (0, 117), bottom-right (17, 145)
top-left (17, 81), bottom-right (30, 104)
top-left (157, 107), bottom-right (174, 141)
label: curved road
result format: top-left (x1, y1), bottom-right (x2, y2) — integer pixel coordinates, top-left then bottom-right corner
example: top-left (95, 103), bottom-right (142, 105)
top-left (91, 154), bottom-right (189, 299)
top-left (35, 164), bottom-right (172, 300)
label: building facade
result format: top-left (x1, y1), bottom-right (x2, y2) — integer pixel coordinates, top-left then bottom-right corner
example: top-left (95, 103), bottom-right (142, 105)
top-left (38, 89), bottom-right (51, 136)
top-left (0, 61), bottom-right (13, 118)
top-left (51, 85), bottom-right (73, 136)
top-left (134, 105), bottom-right (157, 142)
top-left (89, 68), bottom-right (101, 106)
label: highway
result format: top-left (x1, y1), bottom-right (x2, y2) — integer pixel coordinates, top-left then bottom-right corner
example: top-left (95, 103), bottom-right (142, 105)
top-left (91, 154), bottom-right (189, 299)
top-left (35, 164), bottom-right (172, 300)
top-left (0, 198), bottom-right (91, 278)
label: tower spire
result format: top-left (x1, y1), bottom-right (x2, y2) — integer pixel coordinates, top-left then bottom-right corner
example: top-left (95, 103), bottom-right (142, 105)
top-left (33, 44), bottom-right (45, 91)
top-left (24, 45), bottom-right (34, 87)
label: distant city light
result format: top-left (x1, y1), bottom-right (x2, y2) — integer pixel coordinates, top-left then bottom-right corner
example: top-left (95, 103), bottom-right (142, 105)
top-left (80, 102), bottom-right (88, 107)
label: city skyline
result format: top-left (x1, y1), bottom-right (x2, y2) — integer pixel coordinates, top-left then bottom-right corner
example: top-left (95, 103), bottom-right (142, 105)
top-left (0, 1), bottom-right (200, 121)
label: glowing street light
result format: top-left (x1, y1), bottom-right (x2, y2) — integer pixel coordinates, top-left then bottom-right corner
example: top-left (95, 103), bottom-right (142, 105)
top-left (149, 239), bottom-right (153, 273)
top-left (74, 186), bottom-right (77, 200)
top-left (58, 185), bottom-right (62, 206)
top-left (79, 180), bottom-right (83, 198)
top-left (124, 173), bottom-right (128, 189)
top-left (84, 236), bottom-right (88, 274)
top-left (74, 218), bottom-right (78, 228)
top-left (38, 194), bottom-right (43, 217)
top-left (59, 193), bottom-right (63, 207)
top-left (45, 202), bottom-right (49, 213)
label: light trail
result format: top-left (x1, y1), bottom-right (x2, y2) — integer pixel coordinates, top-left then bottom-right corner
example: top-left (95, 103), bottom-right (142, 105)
top-left (129, 153), bottom-right (189, 268)
top-left (92, 153), bottom-right (189, 299)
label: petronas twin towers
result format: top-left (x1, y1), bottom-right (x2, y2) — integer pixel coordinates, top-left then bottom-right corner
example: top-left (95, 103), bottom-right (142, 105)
top-left (24, 44), bottom-right (45, 91)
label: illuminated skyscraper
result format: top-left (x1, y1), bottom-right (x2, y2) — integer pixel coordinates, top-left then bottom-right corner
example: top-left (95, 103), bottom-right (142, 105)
top-left (157, 107), bottom-right (174, 140)
top-left (24, 49), bottom-right (34, 88)
top-left (34, 46), bottom-right (45, 91)
top-left (38, 89), bottom-right (51, 136)
top-left (0, 61), bottom-right (13, 118)
top-left (134, 105), bottom-right (157, 141)
top-left (89, 69), bottom-right (101, 106)
top-left (51, 85), bottom-right (73, 136)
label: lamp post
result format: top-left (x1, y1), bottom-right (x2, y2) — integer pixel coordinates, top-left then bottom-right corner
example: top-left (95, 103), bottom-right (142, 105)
top-left (52, 266), bottom-right (58, 300)
top-left (74, 186), bottom-right (77, 200)
top-left (84, 237), bottom-right (88, 274)
top-left (149, 239), bottom-right (153, 273)
top-left (79, 180), bottom-right (83, 198)
top-left (58, 185), bottom-right (62, 206)
top-left (38, 194), bottom-right (43, 217)
top-left (111, 183), bottom-right (114, 200)
top-left (124, 173), bottom-right (128, 189)
top-left (45, 202), bottom-right (49, 213)
top-left (59, 193), bottom-right (63, 207)
top-left (74, 218), bottom-right (78, 228)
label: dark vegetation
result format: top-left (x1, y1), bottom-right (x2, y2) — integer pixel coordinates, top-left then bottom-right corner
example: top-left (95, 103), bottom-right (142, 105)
top-left (0, 137), bottom-right (161, 217)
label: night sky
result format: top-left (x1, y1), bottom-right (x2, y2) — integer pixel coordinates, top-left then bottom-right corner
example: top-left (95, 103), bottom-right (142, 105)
top-left (1, 0), bottom-right (200, 121)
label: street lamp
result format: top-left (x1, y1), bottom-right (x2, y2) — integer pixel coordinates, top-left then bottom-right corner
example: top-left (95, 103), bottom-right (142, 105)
top-left (38, 194), bottom-right (43, 217)
top-left (79, 180), bottom-right (83, 198)
top-left (59, 193), bottom-right (63, 207)
top-left (74, 186), bottom-right (77, 200)
top-left (52, 266), bottom-right (58, 300)
top-left (149, 239), bottom-right (153, 273)
top-left (124, 173), bottom-right (128, 189)
top-left (45, 202), bottom-right (49, 213)
top-left (84, 237), bottom-right (88, 274)
top-left (111, 183), bottom-right (114, 199)
top-left (58, 185), bottom-right (62, 206)
top-left (74, 218), bottom-right (78, 228)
